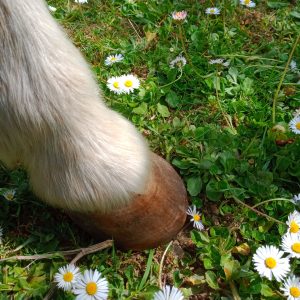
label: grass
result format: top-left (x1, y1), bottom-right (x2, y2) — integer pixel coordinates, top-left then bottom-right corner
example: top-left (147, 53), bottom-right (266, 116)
top-left (1, 0), bottom-right (300, 299)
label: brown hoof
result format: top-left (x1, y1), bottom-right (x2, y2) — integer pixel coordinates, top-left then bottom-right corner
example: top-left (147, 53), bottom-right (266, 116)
top-left (67, 153), bottom-right (188, 250)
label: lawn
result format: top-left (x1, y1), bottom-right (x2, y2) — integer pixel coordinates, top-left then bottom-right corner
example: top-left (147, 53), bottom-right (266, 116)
top-left (1, 0), bottom-right (300, 299)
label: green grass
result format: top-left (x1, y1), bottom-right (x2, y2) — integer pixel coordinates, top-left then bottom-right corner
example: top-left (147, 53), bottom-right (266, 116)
top-left (1, 0), bottom-right (300, 299)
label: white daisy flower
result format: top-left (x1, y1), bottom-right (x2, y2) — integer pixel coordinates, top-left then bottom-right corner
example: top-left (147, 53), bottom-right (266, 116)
top-left (282, 233), bottom-right (300, 258)
top-left (0, 227), bottom-right (3, 245)
top-left (170, 55), bottom-right (187, 69)
top-left (3, 190), bottom-right (16, 201)
top-left (205, 7), bottom-right (221, 15)
top-left (240, 0), bottom-right (256, 7)
top-left (289, 116), bottom-right (300, 134)
top-left (73, 269), bottom-right (109, 300)
top-left (186, 205), bottom-right (204, 230)
top-left (48, 5), bottom-right (57, 12)
top-left (153, 285), bottom-right (184, 300)
top-left (281, 275), bottom-right (300, 300)
top-left (104, 54), bottom-right (124, 66)
top-left (293, 194), bottom-right (300, 204)
top-left (74, 0), bottom-right (88, 3)
top-left (54, 264), bottom-right (80, 291)
top-left (119, 74), bottom-right (140, 94)
top-left (172, 11), bottom-right (187, 21)
top-left (287, 211), bottom-right (300, 235)
top-left (252, 245), bottom-right (290, 282)
top-left (107, 76), bottom-right (124, 94)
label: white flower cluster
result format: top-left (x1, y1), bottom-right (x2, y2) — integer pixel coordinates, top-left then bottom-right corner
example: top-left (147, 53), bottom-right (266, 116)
top-left (55, 265), bottom-right (184, 300)
top-left (54, 265), bottom-right (109, 299)
top-left (252, 210), bottom-right (300, 299)
top-left (107, 74), bottom-right (140, 94)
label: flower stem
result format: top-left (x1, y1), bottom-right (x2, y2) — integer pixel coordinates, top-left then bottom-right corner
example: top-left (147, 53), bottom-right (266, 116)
top-left (251, 198), bottom-right (294, 209)
top-left (272, 33), bottom-right (300, 123)
top-left (233, 197), bottom-right (285, 225)
top-left (159, 68), bottom-right (183, 89)
top-left (229, 281), bottom-right (241, 300)
top-left (215, 72), bottom-right (234, 130)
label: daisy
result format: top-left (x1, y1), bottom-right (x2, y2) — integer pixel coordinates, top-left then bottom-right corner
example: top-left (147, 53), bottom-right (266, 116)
top-left (172, 11), bottom-right (187, 21)
top-left (186, 205), bottom-right (204, 230)
top-left (252, 245), bottom-right (290, 281)
top-left (289, 116), bottom-right (300, 134)
top-left (73, 269), bottom-right (109, 300)
top-left (293, 194), bottom-right (300, 204)
top-left (104, 54), bottom-right (124, 66)
top-left (153, 285), bottom-right (184, 300)
top-left (281, 275), bottom-right (300, 300)
top-left (54, 264), bottom-right (80, 291)
top-left (240, 0), bottom-right (256, 7)
top-left (74, 0), bottom-right (88, 3)
top-left (3, 190), bottom-right (16, 201)
top-left (48, 5), bottom-right (57, 12)
top-left (119, 74), bottom-right (140, 94)
top-left (287, 211), bottom-right (300, 234)
top-left (170, 55), bottom-right (187, 69)
top-left (205, 7), bottom-right (221, 15)
top-left (282, 234), bottom-right (300, 258)
top-left (106, 76), bottom-right (124, 94)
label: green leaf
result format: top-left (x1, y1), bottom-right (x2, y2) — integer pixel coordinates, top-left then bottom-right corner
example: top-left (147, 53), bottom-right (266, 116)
top-left (267, 1), bottom-right (289, 8)
top-left (260, 283), bottom-right (275, 297)
top-left (206, 180), bottom-right (223, 201)
top-left (203, 258), bottom-right (214, 269)
top-left (187, 177), bottom-right (202, 196)
top-left (205, 271), bottom-right (219, 290)
top-left (157, 103), bottom-right (170, 117)
top-left (132, 102), bottom-right (148, 115)
top-left (165, 91), bottom-right (180, 108)
top-left (138, 249), bottom-right (154, 291)
top-left (290, 11), bottom-right (300, 19)
top-left (222, 257), bottom-right (241, 280)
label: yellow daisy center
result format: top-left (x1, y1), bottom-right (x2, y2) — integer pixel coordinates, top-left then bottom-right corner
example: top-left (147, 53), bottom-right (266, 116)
top-left (6, 194), bottom-right (13, 200)
top-left (113, 82), bottom-right (119, 88)
top-left (290, 221), bottom-right (299, 233)
top-left (111, 57), bottom-right (116, 61)
top-left (193, 214), bottom-right (201, 222)
top-left (245, 0), bottom-right (250, 4)
top-left (86, 282), bottom-right (97, 295)
top-left (292, 243), bottom-right (300, 253)
top-left (63, 272), bottom-right (74, 282)
top-left (265, 257), bottom-right (277, 269)
top-left (210, 9), bottom-right (215, 13)
top-left (290, 287), bottom-right (300, 297)
top-left (296, 122), bottom-right (300, 130)
top-left (124, 80), bottom-right (133, 87)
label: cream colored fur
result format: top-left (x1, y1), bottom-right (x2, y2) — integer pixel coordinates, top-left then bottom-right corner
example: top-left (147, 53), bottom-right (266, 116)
top-left (0, 0), bottom-right (150, 212)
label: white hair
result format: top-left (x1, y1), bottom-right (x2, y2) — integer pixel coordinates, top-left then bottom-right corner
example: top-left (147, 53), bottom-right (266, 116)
top-left (0, 0), bottom-right (150, 212)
